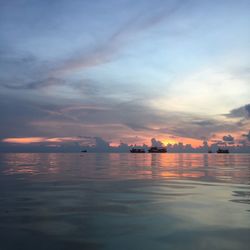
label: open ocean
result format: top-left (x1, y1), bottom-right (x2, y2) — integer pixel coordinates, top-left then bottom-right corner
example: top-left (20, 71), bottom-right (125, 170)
top-left (0, 153), bottom-right (249, 250)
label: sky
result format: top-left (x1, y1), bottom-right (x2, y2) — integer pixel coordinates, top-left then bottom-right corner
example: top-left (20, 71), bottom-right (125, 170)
top-left (0, 0), bottom-right (249, 152)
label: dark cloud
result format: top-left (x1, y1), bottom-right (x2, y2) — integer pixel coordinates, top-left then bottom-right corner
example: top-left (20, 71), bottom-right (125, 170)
top-left (191, 120), bottom-right (215, 126)
top-left (0, 50), bottom-right (54, 90)
top-left (0, 91), bottom-right (243, 143)
top-left (0, 95), bottom-right (49, 138)
top-left (151, 138), bottom-right (164, 147)
top-left (159, 116), bottom-right (239, 140)
top-left (225, 104), bottom-right (250, 119)
top-left (222, 134), bottom-right (234, 142)
top-left (2, 77), bottom-right (64, 90)
top-left (242, 131), bottom-right (250, 141)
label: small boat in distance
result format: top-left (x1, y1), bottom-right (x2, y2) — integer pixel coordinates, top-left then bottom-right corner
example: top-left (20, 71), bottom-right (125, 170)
top-left (217, 148), bottom-right (229, 154)
top-left (130, 148), bottom-right (145, 153)
top-left (81, 150), bottom-right (87, 153)
top-left (148, 147), bottom-right (167, 153)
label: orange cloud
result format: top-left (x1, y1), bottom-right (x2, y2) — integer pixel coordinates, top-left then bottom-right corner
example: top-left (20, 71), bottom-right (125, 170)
top-left (2, 137), bottom-right (85, 144)
top-left (2, 137), bottom-right (46, 144)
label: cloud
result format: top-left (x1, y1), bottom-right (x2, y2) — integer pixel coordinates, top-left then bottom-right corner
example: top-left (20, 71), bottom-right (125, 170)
top-left (52, 1), bottom-right (184, 76)
top-left (2, 77), bottom-right (64, 90)
top-left (0, 49), bottom-right (56, 90)
top-left (34, 100), bottom-right (243, 141)
top-left (225, 104), bottom-right (250, 119)
top-left (93, 137), bottom-right (111, 151)
top-left (222, 134), bottom-right (234, 142)
top-left (191, 120), bottom-right (215, 126)
top-left (157, 115), bottom-right (240, 140)
top-left (0, 88), bottom-right (246, 146)
top-left (2, 136), bottom-right (91, 144)
top-left (151, 138), bottom-right (164, 147)
top-left (242, 131), bottom-right (250, 141)
top-left (0, 0), bottom-right (190, 94)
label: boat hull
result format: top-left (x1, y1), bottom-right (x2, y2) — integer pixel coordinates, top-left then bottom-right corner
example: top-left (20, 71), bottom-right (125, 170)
top-left (148, 147), bottom-right (167, 153)
top-left (130, 149), bottom-right (146, 153)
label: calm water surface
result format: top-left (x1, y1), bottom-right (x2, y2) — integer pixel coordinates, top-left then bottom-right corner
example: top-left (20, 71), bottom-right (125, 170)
top-left (0, 153), bottom-right (249, 250)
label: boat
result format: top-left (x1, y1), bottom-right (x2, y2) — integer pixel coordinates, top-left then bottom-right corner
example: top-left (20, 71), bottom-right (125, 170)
top-left (217, 148), bottom-right (229, 154)
top-left (81, 150), bottom-right (87, 153)
top-left (148, 147), bottom-right (167, 153)
top-left (130, 148), bottom-right (145, 153)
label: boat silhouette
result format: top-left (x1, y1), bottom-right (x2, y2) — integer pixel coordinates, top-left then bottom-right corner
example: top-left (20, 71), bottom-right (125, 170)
top-left (130, 148), bottom-right (145, 153)
top-left (217, 148), bottom-right (229, 154)
top-left (148, 147), bottom-right (167, 153)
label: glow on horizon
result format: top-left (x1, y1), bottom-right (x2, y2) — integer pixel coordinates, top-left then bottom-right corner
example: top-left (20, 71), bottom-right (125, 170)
top-left (1, 136), bottom-right (214, 148)
top-left (2, 137), bottom-right (85, 144)
top-left (2, 137), bottom-right (46, 144)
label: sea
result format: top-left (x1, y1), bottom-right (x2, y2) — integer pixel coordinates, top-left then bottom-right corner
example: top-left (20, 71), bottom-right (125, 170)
top-left (0, 153), bottom-right (249, 250)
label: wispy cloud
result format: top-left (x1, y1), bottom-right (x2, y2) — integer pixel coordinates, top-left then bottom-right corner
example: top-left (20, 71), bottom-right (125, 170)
top-left (0, 49), bottom-right (55, 90)
top-left (52, 1), bottom-right (184, 76)
top-left (2, 77), bottom-right (64, 90)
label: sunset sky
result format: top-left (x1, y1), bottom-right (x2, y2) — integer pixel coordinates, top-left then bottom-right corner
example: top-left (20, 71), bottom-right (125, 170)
top-left (0, 0), bottom-right (249, 151)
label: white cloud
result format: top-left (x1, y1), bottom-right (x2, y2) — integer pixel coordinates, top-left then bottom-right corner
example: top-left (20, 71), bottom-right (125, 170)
top-left (153, 66), bottom-right (250, 115)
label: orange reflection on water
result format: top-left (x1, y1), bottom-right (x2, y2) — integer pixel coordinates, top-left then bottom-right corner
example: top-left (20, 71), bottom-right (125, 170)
top-left (0, 153), bottom-right (249, 184)
top-left (2, 153), bottom-right (40, 175)
top-left (1, 153), bottom-right (61, 176)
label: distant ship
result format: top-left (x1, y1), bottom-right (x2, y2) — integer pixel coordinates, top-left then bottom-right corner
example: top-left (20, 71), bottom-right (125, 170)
top-left (130, 148), bottom-right (146, 153)
top-left (81, 150), bottom-right (87, 153)
top-left (148, 147), bottom-right (167, 153)
top-left (217, 148), bottom-right (229, 154)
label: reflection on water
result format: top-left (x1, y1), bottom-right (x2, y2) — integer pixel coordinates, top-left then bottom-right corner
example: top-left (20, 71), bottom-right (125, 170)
top-left (0, 153), bottom-right (249, 250)
top-left (1, 153), bottom-right (249, 183)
